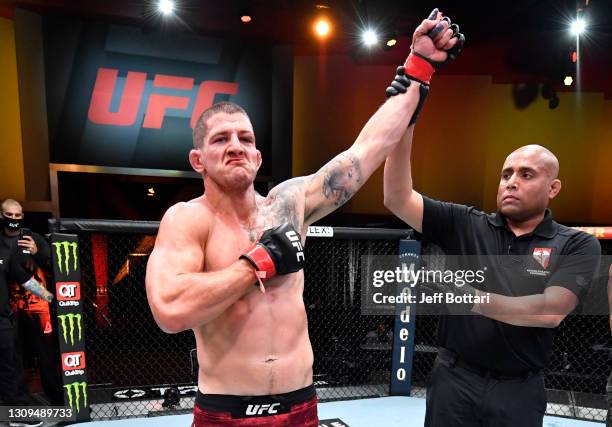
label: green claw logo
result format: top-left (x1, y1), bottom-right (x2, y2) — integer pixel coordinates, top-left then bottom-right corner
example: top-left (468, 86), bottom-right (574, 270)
top-left (53, 241), bottom-right (79, 275)
top-left (58, 313), bottom-right (82, 346)
top-left (64, 381), bottom-right (87, 413)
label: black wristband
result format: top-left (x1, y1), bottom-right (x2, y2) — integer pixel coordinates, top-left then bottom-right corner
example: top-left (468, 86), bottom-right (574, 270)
top-left (409, 83), bottom-right (430, 126)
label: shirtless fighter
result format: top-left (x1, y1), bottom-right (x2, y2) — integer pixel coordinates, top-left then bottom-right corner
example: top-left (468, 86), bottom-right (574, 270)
top-left (146, 8), bottom-right (463, 426)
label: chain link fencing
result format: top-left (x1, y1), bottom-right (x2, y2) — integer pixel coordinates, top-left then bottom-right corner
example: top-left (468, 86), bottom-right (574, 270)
top-left (50, 220), bottom-right (612, 422)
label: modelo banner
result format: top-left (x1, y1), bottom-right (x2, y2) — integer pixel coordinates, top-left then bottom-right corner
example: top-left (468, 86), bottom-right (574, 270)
top-left (390, 239), bottom-right (420, 395)
top-left (44, 18), bottom-right (282, 173)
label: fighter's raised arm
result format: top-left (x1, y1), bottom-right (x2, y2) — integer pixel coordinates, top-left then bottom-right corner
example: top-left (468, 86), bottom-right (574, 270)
top-left (384, 9), bottom-right (464, 232)
top-left (301, 84), bottom-right (420, 226)
top-left (303, 9), bottom-right (464, 226)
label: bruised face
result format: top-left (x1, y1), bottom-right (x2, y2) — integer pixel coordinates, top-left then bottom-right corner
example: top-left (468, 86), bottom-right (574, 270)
top-left (189, 112), bottom-right (261, 191)
top-left (496, 145), bottom-right (561, 222)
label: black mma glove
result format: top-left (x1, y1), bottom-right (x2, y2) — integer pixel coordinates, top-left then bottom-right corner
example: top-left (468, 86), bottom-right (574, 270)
top-left (386, 66), bottom-right (430, 126)
top-left (240, 223), bottom-right (305, 279)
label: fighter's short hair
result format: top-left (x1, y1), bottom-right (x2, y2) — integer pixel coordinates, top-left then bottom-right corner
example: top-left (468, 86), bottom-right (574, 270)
top-left (192, 102), bottom-right (250, 148)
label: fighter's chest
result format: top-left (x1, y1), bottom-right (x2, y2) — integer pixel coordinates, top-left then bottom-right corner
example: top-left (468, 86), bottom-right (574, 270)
top-left (204, 202), bottom-right (303, 270)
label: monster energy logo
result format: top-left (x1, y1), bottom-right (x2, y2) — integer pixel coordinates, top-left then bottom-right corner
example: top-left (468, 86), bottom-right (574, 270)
top-left (64, 381), bottom-right (87, 413)
top-left (52, 241), bottom-right (78, 275)
top-left (58, 313), bottom-right (82, 346)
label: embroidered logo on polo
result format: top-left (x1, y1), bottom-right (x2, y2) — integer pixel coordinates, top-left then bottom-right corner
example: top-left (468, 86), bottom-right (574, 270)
top-left (533, 247), bottom-right (553, 269)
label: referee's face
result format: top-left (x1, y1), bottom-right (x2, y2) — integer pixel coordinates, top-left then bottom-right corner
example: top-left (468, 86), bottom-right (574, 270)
top-left (496, 147), bottom-right (561, 222)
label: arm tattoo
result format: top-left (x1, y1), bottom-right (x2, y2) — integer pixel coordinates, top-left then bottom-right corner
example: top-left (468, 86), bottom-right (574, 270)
top-left (251, 178), bottom-right (306, 242)
top-left (321, 152), bottom-right (363, 207)
top-left (21, 277), bottom-right (54, 302)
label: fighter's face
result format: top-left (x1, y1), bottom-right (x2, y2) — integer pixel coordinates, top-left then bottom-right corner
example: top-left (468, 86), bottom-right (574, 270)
top-left (496, 151), bottom-right (558, 221)
top-left (191, 112), bottom-right (261, 191)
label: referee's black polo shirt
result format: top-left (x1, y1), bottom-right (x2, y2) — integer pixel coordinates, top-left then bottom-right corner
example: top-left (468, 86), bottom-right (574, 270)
top-left (421, 196), bottom-right (601, 376)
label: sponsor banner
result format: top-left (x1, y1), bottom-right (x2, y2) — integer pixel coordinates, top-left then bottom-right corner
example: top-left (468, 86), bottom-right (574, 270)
top-left (51, 240), bottom-right (79, 280)
top-left (111, 385), bottom-right (198, 401)
top-left (64, 381), bottom-right (88, 418)
top-left (390, 239), bottom-right (420, 396)
top-left (51, 233), bottom-right (90, 422)
top-left (56, 281), bottom-right (81, 308)
top-left (307, 226), bottom-right (334, 238)
top-left (57, 313), bottom-right (83, 346)
top-left (62, 351), bottom-right (86, 373)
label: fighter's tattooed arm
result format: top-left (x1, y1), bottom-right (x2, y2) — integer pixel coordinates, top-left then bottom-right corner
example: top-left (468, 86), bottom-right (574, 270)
top-left (302, 149), bottom-right (364, 226)
top-left (267, 82), bottom-right (422, 229)
top-left (256, 177), bottom-right (308, 240)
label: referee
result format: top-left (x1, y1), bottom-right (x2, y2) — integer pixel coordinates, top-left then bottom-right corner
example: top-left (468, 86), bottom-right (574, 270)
top-left (383, 137), bottom-right (601, 426)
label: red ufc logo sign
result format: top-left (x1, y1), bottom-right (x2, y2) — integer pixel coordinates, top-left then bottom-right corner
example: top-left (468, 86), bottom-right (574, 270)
top-left (56, 282), bottom-right (80, 301)
top-left (87, 68), bottom-right (239, 129)
top-left (62, 352), bottom-right (86, 370)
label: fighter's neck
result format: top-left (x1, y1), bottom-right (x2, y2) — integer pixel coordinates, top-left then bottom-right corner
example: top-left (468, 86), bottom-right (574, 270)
top-left (204, 185), bottom-right (258, 222)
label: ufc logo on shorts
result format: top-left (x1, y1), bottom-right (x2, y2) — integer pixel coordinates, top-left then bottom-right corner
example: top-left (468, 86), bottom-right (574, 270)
top-left (285, 231), bottom-right (305, 262)
top-left (62, 352), bottom-right (86, 370)
top-left (245, 403), bottom-right (280, 416)
top-left (56, 282), bottom-right (81, 300)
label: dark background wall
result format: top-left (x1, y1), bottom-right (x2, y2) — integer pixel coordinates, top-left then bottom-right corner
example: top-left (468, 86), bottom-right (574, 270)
top-left (0, 0), bottom-right (610, 225)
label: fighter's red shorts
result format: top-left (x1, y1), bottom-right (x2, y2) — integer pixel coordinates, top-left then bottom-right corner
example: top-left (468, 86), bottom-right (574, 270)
top-left (191, 384), bottom-right (318, 426)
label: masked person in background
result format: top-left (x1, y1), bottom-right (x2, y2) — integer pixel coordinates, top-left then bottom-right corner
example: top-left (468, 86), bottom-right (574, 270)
top-left (1, 199), bottom-right (62, 410)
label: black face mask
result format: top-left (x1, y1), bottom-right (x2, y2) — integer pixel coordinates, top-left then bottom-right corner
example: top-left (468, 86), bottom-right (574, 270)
top-left (2, 215), bottom-right (22, 232)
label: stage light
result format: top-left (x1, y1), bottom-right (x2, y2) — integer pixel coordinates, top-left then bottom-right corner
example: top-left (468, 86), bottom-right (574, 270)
top-left (570, 18), bottom-right (586, 35)
top-left (157, 0), bottom-right (175, 16)
top-left (571, 50), bottom-right (578, 63)
top-left (362, 29), bottom-right (378, 47)
top-left (386, 35), bottom-right (397, 47)
top-left (564, 76), bottom-right (573, 86)
top-left (314, 17), bottom-right (331, 38)
top-left (240, 14), bottom-right (252, 23)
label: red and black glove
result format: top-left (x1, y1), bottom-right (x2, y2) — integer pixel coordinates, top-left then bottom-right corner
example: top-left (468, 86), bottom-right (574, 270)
top-left (240, 223), bottom-right (305, 280)
top-left (405, 8), bottom-right (465, 85)
top-left (386, 8), bottom-right (465, 125)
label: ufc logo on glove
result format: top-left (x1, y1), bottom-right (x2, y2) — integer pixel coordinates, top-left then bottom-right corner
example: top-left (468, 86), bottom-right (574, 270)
top-left (285, 230), bottom-right (305, 262)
